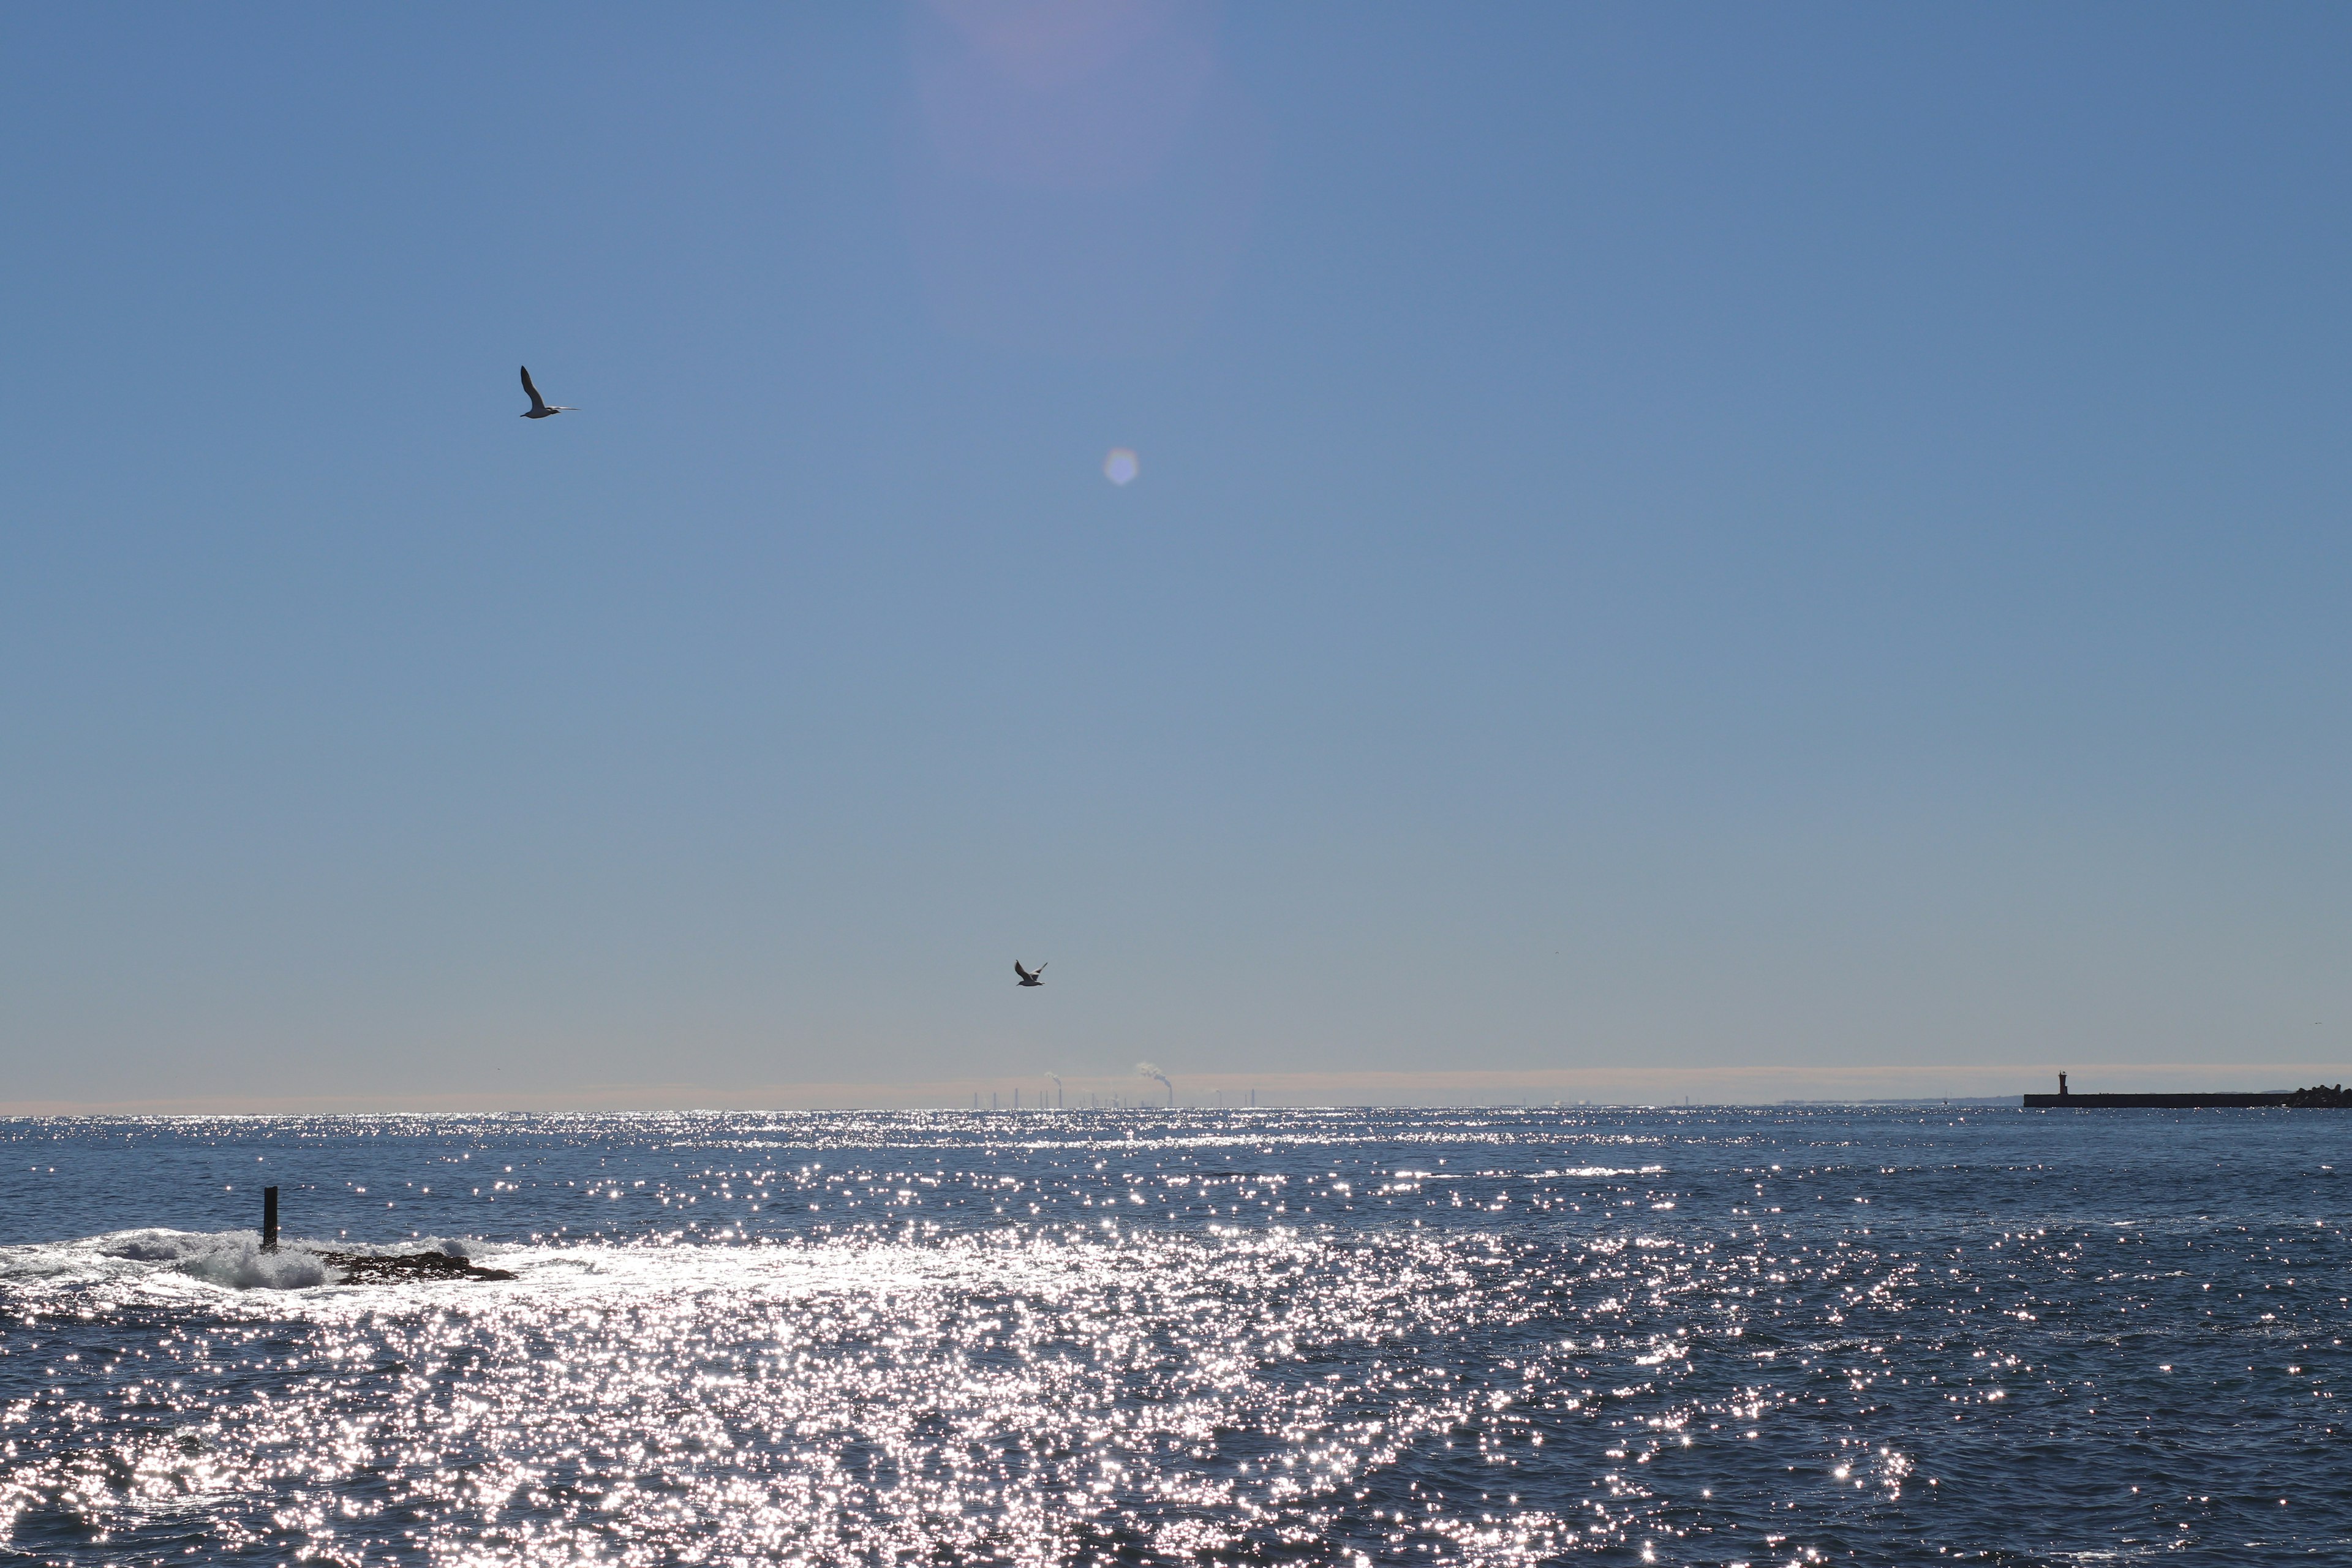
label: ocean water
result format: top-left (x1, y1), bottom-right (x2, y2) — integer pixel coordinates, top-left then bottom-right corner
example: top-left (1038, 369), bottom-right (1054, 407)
top-left (0, 1108), bottom-right (2344, 1566)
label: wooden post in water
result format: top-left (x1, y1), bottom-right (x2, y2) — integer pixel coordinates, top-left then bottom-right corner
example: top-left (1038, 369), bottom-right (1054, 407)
top-left (262, 1186), bottom-right (279, 1253)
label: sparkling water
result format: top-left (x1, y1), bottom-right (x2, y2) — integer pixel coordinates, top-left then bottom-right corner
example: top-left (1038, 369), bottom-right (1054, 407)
top-left (1, 1108), bottom-right (2344, 1564)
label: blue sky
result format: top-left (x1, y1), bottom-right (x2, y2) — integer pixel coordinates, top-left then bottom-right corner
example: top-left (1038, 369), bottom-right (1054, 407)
top-left (2, 4), bottom-right (2346, 1106)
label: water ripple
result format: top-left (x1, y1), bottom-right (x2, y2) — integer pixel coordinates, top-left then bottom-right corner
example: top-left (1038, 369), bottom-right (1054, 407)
top-left (1, 1107), bottom-right (2345, 1562)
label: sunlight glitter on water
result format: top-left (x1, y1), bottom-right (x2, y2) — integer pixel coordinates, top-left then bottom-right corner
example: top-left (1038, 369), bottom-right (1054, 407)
top-left (2, 1108), bottom-right (2347, 1563)
top-left (6, 1228), bottom-right (1552, 1562)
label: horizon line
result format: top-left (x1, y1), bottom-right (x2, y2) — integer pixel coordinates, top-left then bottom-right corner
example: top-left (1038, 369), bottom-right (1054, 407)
top-left (6, 1060), bottom-right (2345, 1118)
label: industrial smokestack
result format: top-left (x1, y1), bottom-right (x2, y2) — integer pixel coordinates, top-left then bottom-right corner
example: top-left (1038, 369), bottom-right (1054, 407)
top-left (1045, 1072), bottom-right (1063, 1109)
top-left (1136, 1061), bottom-right (1174, 1108)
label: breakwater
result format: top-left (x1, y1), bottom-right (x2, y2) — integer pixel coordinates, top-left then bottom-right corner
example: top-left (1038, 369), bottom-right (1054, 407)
top-left (2024, 1084), bottom-right (2350, 1109)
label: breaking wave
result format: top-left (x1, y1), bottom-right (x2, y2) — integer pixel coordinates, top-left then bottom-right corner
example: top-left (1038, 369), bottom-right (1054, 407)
top-left (0, 1229), bottom-right (493, 1292)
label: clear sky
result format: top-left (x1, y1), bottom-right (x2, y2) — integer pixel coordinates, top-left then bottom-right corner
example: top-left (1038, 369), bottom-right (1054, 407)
top-left (3, 4), bottom-right (2347, 1108)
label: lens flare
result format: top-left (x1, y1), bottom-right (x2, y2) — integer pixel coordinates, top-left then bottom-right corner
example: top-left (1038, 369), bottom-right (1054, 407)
top-left (1104, 447), bottom-right (1139, 485)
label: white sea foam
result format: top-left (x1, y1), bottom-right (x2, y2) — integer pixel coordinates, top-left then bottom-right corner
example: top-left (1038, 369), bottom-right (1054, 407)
top-left (160, 1232), bottom-right (328, 1290)
top-left (0, 1229), bottom-right (494, 1294)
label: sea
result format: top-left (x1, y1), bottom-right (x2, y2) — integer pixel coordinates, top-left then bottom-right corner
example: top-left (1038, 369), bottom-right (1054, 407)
top-left (0, 1107), bottom-right (2343, 1566)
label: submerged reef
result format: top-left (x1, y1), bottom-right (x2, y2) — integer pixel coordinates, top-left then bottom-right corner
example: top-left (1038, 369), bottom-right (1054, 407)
top-left (320, 1250), bottom-right (516, 1283)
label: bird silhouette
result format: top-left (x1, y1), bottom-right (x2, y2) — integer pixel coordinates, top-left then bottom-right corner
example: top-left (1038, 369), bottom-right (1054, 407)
top-left (1014, 961), bottom-right (1046, 987)
top-left (519, 366), bottom-right (575, 419)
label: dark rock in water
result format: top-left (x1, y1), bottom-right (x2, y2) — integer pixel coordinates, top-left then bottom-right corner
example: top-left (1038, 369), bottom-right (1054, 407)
top-left (322, 1250), bottom-right (516, 1283)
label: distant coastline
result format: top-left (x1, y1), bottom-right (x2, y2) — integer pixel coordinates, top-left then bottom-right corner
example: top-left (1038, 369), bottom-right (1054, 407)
top-left (7, 1066), bottom-right (2351, 1117)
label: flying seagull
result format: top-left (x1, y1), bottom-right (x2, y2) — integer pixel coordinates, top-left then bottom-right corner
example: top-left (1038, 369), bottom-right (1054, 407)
top-left (1014, 960), bottom-right (1046, 987)
top-left (519, 366), bottom-right (574, 419)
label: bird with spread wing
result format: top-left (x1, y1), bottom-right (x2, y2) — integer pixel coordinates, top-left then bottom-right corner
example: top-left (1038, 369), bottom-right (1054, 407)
top-left (1014, 961), bottom-right (1046, 987)
top-left (519, 365), bottom-right (575, 419)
